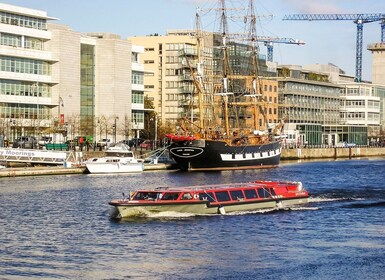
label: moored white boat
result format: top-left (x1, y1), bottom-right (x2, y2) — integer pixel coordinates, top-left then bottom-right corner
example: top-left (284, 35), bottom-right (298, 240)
top-left (85, 143), bottom-right (144, 174)
top-left (109, 180), bottom-right (309, 218)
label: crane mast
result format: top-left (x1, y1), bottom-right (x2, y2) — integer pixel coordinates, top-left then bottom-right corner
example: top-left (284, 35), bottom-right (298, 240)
top-left (283, 13), bottom-right (385, 82)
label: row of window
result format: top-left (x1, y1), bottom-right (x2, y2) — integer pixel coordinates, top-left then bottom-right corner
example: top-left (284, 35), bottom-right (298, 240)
top-left (341, 87), bottom-right (374, 96)
top-left (132, 71), bottom-right (144, 85)
top-left (263, 84), bottom-right (277, 93)
top-left (342, 100), bottom-right (380, 108)
top-left (0, 56), bottom-right (51, 75)
top-left (340, 112), bottom-right (380, 121)
top-left (0, 103), bottom-right (50, 120)
top-left (132, 91), bottom-right (144, 104)
top-left (131, 111), bottom-right (144, 124)
top-left (0, 80), bottom-right (50, 97)
top-left (0, 33), bottom-right (44, 50)
top-left (0, 12), bottom-right (47, 30)
top-left (285, 83), bottom-right (340, 96)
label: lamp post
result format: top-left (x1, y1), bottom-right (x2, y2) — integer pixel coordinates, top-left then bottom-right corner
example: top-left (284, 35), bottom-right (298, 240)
top-left (150, 116), bottom-right (158, 149)
top-left (113, 123), bottom-right (116, 144)
top-left (10, 119), bottom-right (15, 143)
top-left (32, 82), bottom-right (40, 139)
top-left (64, 122), bottom-right (68, 142)
top-left (113, 117), bottom-right (119, 143)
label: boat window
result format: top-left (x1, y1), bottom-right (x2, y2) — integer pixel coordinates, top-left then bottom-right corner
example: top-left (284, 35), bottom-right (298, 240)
top-left (215, 191), bottom-right (231, 202)
top-left (199, 192), bottom-right (215, 202)
top-left (244, 189), bottom-right (257, 199)
top-left (270, 188), bottom-right (276, 196)
top-left (230, 190), bottom-right (244, 201)
top-left (161, 192), bottom-right (180, 200)
top-left (133, 192), bottom-right (157, 200)
top-left (181, 193), bottom-right (193, 200)
top-left (257, 188), bottom-right (271, 198)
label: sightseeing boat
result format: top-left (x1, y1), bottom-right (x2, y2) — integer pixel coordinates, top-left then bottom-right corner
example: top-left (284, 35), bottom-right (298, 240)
top-left (166, 0), bottom-right (285, 171)
top-left (85, 143), bottom-right (144, 174)
top-left (109, 180), bottom-right (309, 218)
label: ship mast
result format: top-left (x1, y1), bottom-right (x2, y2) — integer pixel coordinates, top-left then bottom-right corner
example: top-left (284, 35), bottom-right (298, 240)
top-left (247, 0), bottom-right (262, 131)
top-left (218, 0), bottom-right (233, 136)
top-left (195, 10), bottom-right (205, 130)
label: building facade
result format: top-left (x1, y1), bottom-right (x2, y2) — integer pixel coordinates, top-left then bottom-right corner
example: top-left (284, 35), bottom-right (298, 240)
top-left (277, 65), bottom-right (369, 146)
top-left (0, 3), bottom-right (145, 145)
top-left (131, 30), bottom-right (279, 132)
top-left (0, 3), bottom-right (56, 143)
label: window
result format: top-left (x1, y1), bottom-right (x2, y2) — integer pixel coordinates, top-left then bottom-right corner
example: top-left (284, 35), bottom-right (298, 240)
top-left (215, 191), bottom-right (231, 202)
top-left (132, 71), bottom-right (143, 85)
top-left (230, 190), bottom-right (244, 200)
top-left (244, 189), bottom-right (257, 199)
top-left (181, 193), bottom-right (193, 200)
top-left (199, 192), bottom-right (215, 202)
top-left (161, 192), bottom-right (180, 200)
top-left (257, 188), bottom-right (270, 198)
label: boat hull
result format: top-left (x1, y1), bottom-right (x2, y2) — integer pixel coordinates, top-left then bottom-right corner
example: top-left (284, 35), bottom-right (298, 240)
top-left (85, 161), bottom-right (144, 174)
top-left (111, 197), bottom-right (308, 218)
top-left (168, 139), bottom-right (281, 171)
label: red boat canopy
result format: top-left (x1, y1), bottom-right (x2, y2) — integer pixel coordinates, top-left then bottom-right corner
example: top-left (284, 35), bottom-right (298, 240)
top-left (166, 134), bottom-right (196, 142)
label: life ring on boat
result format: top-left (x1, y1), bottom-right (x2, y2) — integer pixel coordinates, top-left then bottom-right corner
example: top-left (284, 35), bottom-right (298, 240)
top-left (193, 194), bottom-right (199, 200)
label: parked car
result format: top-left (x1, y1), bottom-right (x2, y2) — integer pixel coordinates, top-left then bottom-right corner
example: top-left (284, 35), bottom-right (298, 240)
top-left (139, 140), bottom-right (153, 149)
top-left (12, 136), bottom-right (37, 149)
top-left (336, 141), bottom-right (356, 148)
top-left (96, 138), bottom-right (111, 148)
top-left (128, 138), bottom-right (145, 148)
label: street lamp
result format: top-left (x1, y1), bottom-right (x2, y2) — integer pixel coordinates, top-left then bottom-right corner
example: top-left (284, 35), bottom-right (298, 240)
top-left (10, 119), bottom-right (16, 143)
top-left (113, 117), bottom-right (119, 143)
top-left (150, 116), bottom-right (158, 149)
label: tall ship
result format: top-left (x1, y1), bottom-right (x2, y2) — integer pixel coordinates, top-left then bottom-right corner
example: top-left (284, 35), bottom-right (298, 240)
top-left (166, 0), bottom-right (284, 171)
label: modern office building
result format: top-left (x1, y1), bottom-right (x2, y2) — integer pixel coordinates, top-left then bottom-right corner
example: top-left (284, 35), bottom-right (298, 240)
top-left (303, 63), bottom-right (385, 143)
top-left (277, 65), bottom-right (372, 146)
top-left (0, 3), bottom-right (144, 145)
top-left (0, 3), bottom-right (56, 143)
top-left (131, 31), bottom-right (198, 126)
top-left (130, 30), bottom-right (279, 131)
top-left (277, 65), bottom-right (344, 146)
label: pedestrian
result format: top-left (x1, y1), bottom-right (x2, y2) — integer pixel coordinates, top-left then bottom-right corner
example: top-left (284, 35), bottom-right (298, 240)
top-left (79, 137), bottom-right (84, 151)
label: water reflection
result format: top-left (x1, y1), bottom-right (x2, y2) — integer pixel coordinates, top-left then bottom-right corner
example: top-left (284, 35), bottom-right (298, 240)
top-left (1, 159), bottom-right (385, 279)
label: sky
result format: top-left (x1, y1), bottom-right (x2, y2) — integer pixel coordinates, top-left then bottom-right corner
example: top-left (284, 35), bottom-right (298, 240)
top-left (3, 0), bottom-right (384, 81)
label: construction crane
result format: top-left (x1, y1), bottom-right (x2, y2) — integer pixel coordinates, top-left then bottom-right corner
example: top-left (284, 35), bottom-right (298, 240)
top-left (283, 13), bottom-right (385, 82)
top-left (256, 36), bottom-right (305, 62)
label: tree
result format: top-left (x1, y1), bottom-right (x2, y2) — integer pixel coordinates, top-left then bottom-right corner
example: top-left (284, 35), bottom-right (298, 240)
top-left (143, 96), bottom-right (157, 140)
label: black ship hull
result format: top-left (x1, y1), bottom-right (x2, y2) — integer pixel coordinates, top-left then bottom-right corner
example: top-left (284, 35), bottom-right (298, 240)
top-left (168, 139), bottom-right (281, 171)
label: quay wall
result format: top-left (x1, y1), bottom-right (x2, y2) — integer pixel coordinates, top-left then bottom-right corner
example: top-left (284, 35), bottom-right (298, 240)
top-left (81, 147), bottom-right (385, 161)
top-left (281, 147), bottom-right (385, 160)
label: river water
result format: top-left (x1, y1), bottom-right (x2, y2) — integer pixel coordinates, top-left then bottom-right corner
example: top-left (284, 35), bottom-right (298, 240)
top-left (1, 158), bottom-right (385, 279)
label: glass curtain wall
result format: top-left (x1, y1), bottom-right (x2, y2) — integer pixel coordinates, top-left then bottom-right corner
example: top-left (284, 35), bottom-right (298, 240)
top-left (80, 44), bottom-right (95, 137)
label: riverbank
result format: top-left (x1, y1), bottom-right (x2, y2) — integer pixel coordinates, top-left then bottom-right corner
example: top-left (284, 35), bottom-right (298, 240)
top-left (1, 147), bottom-right (384, 177)
top-left (0, 162), bottom-right (177, 178)
top-left (281, 146), bottom-right (385, 160)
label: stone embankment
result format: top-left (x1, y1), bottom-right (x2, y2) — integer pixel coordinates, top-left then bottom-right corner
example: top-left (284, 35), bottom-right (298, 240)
top-left (1, 147), bottom-right (384, 177)
top-left (281, 147), bottom-right (385, 160)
